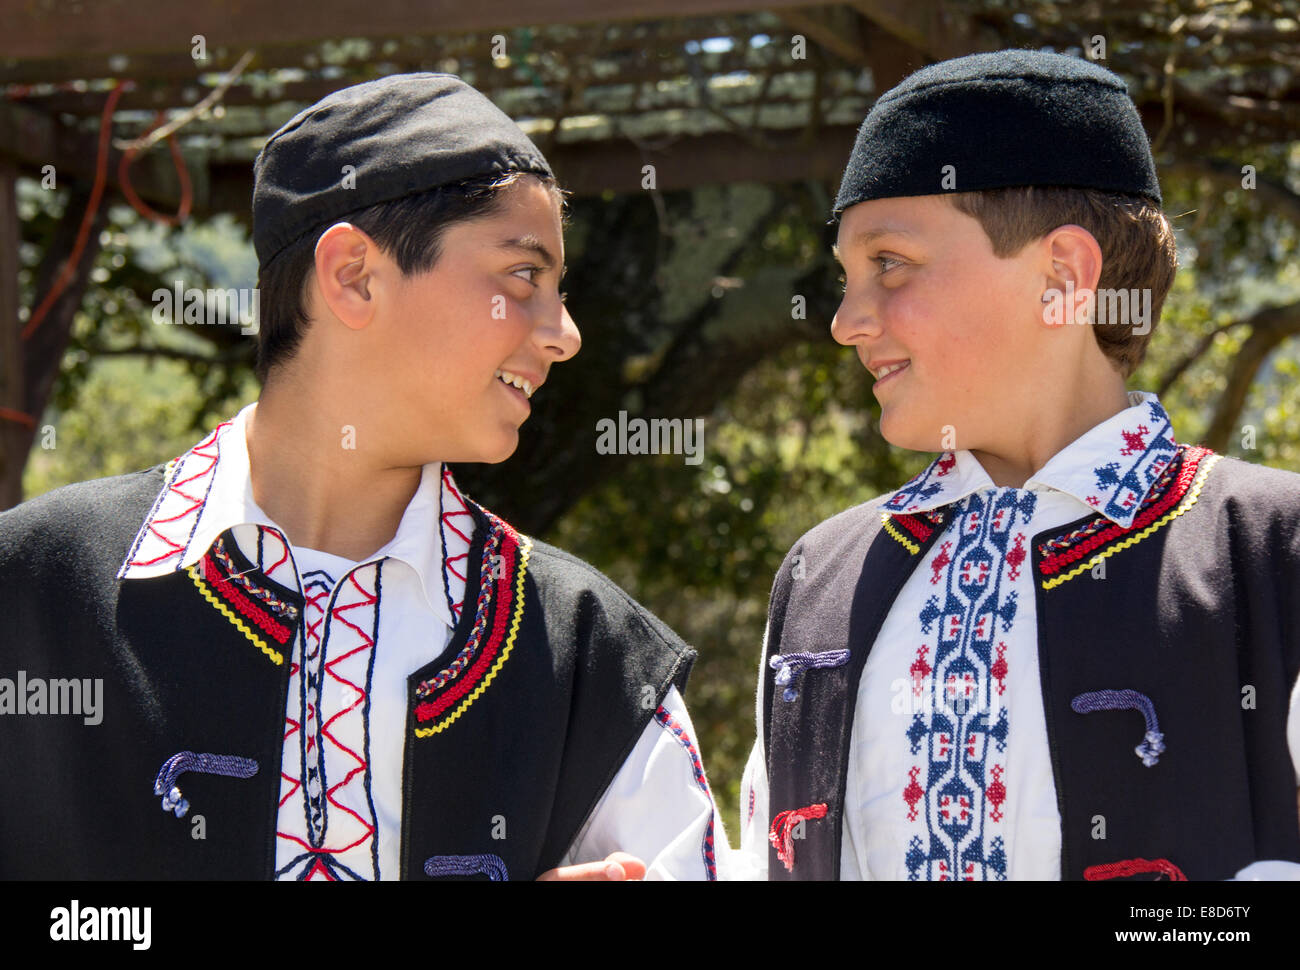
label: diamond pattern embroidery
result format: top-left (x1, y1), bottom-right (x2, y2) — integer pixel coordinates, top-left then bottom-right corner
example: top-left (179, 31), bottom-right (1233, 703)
top-left (903, 489), bottom-right (1036, 881)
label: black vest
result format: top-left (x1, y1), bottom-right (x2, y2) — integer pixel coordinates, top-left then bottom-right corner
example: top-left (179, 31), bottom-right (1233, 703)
top-left (762, 445), bottom-right (1300, 880)
top-left (0, 465), bottom-right (693, 880)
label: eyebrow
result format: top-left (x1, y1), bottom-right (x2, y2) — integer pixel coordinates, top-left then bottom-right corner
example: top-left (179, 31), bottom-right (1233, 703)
top-left (832, 226), bottom-right (915, 264)
top-left (498, 234), bottom-right (564, 275)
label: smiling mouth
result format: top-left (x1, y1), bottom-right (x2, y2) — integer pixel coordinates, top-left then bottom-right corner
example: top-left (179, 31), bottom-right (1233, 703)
top-left (872, 360), bottom-right (910, 383)
top-left (495, 368), bottom-right (535, 399)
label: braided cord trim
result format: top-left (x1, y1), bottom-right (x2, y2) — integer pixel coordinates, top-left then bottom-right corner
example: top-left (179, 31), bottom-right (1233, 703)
top-left (1041, 453), bottom-right (1220, 591)
top-left (414, 534), bottom-right (532, 738)
top-left (187, 562), bottom-right (285, 666)
top-left (881, 514), bottom-right (921, 555)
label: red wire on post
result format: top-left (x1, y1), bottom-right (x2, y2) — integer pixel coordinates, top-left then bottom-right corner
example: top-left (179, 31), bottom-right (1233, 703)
top-left (117, 109), bottom-right (193, 227)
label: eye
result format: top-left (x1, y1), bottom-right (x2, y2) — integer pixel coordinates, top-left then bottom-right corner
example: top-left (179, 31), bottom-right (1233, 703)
top-left (511, 265), bottom-right (543, 285)
top-left (837, 272), bottom-right (847, 294)
top-left (874, 255), bottom-right (902, 274)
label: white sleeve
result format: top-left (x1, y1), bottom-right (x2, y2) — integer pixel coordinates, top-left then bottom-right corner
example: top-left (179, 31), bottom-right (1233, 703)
top-left (561, 685), bottom-right (728, 880)
top-left (1288, 670), bottom-right (1300, 783)
top-left (732, 621), bottom-right (772, 880)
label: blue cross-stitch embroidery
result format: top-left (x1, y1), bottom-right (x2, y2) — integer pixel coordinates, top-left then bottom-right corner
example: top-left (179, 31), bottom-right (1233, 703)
top-left (905, 488), bottom-right (1035, 881)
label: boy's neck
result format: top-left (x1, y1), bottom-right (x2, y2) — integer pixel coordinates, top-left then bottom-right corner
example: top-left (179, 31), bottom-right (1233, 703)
top-left (244, 378), bottom-right (423, 564)
top-left (968, 381), bottom-right (1133, 490)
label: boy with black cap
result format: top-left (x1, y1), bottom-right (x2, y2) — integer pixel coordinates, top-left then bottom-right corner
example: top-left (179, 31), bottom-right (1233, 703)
top-left (736, 49), bottom-right (1300, 881)
top-left (0, 74), bottom-right (723, 881)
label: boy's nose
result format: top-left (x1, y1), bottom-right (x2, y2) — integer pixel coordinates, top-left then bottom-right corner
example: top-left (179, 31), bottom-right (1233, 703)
top-left (538, 303), bottom-right (581, 361)
top-left (830, 295), bottom-right (881, 347)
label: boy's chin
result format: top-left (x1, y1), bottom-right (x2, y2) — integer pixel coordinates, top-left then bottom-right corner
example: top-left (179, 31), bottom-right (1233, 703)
top-left (878, 413), bottom-right (942, 453)
top-left (474, 429), bottom-right (521, 465)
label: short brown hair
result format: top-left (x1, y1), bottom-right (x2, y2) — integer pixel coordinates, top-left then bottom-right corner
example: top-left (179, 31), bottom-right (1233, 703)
top-left (946, 187), bottom-right (1178, 378)
top-left (254, 171), bottom-right (565, 384)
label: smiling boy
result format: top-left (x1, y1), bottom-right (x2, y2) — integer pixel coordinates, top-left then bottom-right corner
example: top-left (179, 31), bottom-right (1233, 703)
top-left (737, 50), bottom-right (1300, 881)
top-left (0, 74), bottom-right (722, 881)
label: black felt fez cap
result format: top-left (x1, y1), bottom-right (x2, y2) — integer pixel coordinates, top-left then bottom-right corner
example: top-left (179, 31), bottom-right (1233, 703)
top-left (833, 49), bottom-right (1162, 220)
top-left (252, 73), bottom-right (553, 266)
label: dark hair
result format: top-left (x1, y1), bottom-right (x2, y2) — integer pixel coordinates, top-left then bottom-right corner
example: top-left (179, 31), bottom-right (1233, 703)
top-left (947, 187), bottom-right (1178, 379)
top-left (254, 171), bottom-right (565, 383)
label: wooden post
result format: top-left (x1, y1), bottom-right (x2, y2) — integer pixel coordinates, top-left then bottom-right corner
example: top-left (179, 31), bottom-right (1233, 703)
top-left (0, 159), bottom-right (25, 509)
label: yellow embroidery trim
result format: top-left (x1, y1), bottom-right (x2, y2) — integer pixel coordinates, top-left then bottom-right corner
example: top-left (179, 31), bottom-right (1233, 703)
top-left (415, 535), bottom-right (532, 738)
top-left (1041, 453), bottom-right (1221, 592)
top-left (186, 562), bottom-right (285, 666)
top-left (881, 514), bottom-right (921, 555)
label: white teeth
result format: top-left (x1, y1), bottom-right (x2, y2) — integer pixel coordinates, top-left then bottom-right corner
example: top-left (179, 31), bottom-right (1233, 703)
top-left (494, 369), bottom-right (534, 399)
top-left (875, 361), bottom-right (908, 379)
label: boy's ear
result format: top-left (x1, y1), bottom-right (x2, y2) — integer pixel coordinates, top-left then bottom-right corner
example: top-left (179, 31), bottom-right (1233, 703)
top-left (313, 222), bottom-right (380, 332)
top-left (1043, 223), bottom-right (1103, 293)
top-left (1040, 224), bottom-right (1103, 326)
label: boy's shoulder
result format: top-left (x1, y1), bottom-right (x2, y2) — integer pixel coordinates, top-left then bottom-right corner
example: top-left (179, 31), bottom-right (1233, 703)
top-left (0, 465), bottom-right (167, 573)
top-left (782, 491), bottom-right (899, 564)
top-left (1209, 452), bottom-right (1300, 499)
top-left (504, 532), bottom-right (692, 657)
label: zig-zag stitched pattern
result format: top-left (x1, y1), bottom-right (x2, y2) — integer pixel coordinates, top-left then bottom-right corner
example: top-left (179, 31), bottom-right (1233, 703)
top-left (186, 561), bottom-right (285, 666)
top-left (1037, 447), bottom-right (1219, 590)
top-left (414, 518), bottom-right (531, 738)
top-left (122, 425), bottom-right (226, 570)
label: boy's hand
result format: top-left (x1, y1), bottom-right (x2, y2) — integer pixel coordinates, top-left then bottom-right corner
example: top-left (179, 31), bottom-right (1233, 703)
top-left (536, 851), bottom-right (647, 881)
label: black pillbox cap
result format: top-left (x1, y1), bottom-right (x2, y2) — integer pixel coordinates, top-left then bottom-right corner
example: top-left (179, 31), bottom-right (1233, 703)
top-left (833, 49), bottom-right (1162, 220)
top-left (252, 73), bottom-right (553, 266)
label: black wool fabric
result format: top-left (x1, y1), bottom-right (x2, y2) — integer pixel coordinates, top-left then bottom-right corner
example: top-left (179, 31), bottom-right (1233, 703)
top-left (833, 49), bottom-right (1162, 219)
top-left (0, 468), bottom-right (694, 879)
top-left (253, 72), bottom-right (553, 266)
top-left (760, 449), bottom-right (1300, 880)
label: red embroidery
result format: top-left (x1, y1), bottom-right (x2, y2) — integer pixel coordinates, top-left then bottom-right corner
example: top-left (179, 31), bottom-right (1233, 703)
top-left (894, 512), bottom-right (938, 542)
top-left (929, 542), bottom-right (952, 584)
top-left (990, 642), bottom-right (1008, 695)
top-left (1085, 858), bottom-right (1187, 881)
top-left (986, 765), bottom-right (1006, 822)
top-left (1038, 447), bottom-right (1212, 577)
top-left (199, 550), bottom-right (293, 645)
top-left (440, 466), bottom-right (474, 620)
top-left (909, 646), bottom-right (932, 691)
top-left (414, 526), bottom-right (519, 722)
top-left (1005, 533), bottom-right (1026, 580)
top-left (1119, 424), bottom-right (1150, 457)
top-left (903, 767), bottom-right (924, 821)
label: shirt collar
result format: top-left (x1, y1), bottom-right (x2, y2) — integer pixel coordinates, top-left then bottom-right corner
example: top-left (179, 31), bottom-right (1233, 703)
top-left (117, 402), bottom-right (462, 627)
top-left (881, 391), bottom-right (1180, 529)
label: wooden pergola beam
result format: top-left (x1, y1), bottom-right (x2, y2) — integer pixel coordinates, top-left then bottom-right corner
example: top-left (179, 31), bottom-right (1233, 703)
top-left (850, 0), bottom-right (996, 62)
top-left (1, 0), bottom-right (832, 61)
top-left (0, 100), bottom-right (206, 210)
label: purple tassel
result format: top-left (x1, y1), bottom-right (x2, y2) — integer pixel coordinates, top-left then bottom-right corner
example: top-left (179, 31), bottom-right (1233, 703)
top-left (152, 751), bottom-right (259, 818)
top-left (1071, 689), bottom-right (1165, 766)
top-left (424, 854), bottom-right (509, 881)
top-left (770, 649), bottom-right (851, 701)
